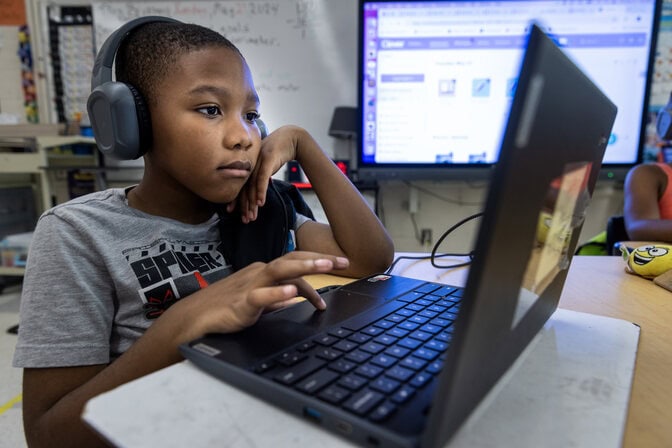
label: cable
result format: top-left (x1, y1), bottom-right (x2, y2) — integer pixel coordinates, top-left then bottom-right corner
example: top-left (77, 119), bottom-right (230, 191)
top-left (385, 211), bottom-right (484, 274)
top-left (430, 212), bottom-right (483, 268)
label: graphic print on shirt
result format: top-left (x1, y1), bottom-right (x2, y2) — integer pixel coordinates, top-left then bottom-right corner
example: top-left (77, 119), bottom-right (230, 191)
top-left (123, 239), bottom-right (231, 319)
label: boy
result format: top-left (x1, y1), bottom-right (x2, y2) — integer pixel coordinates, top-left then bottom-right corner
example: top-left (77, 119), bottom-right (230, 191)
top-left (624, 162), bottom-right (672, 242)
top-left (13, 19), bottom-right (394, 447)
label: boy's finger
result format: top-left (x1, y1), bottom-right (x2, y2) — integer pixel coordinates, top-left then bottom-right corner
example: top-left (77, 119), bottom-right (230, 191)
top-left (247, 284), bottom-right (298, 310)
top-left (258, 257), bottom-right (346, 288)
top-left (290, 277), bottom-right (327, 310)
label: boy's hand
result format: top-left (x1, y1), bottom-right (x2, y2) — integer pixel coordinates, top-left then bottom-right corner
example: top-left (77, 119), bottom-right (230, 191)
top-left (228, 125), bottom-right (305, 223)
top-left (179, 251), bottom-right (348, 336)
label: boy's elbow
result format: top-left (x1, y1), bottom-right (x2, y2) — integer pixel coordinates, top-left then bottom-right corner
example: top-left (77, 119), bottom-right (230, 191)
top-left (357, 239), bottom-right (395, 276)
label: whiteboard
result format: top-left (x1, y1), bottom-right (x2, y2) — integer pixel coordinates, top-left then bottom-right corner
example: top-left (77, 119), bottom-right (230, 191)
top-left (91, 0), bottom-right (358, 156)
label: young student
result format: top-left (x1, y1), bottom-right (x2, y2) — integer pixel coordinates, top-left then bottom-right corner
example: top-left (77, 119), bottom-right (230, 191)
top-left (13, 18), bottom-right (394, 447)
top-left (623, 162), bottom-right (672, 242)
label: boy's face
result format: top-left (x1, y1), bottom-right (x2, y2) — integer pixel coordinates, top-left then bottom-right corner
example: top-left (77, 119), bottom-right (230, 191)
top-left (147, 47), bottom-right (262, 205)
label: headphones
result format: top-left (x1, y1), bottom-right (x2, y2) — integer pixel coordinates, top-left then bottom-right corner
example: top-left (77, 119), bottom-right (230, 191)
top-left (88, 16), bottom-right (268, 160)
top-left (87, 16), bottom-right (180, 160)
top-left (657, 92), bottom-right (672, 141)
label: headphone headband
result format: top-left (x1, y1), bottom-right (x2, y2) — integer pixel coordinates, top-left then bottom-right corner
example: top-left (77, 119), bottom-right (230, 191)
top-left (91, 16), bottom-right (180, 90)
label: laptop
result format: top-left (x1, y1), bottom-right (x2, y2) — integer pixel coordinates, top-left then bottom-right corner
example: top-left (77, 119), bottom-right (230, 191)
top-left (180, 24), bottom-right (617, 448)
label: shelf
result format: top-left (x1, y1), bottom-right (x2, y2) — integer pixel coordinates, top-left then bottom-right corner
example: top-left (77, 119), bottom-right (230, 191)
top-left (36, 135), bottom-right (96, 149)
top-left (0, 266), bottom-right (25, 276)
top-left (0, 153), bottom-right (44, 173)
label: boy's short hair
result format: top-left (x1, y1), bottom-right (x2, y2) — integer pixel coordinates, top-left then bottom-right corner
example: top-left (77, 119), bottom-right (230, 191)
top-left (115, 21), bottom-right (242, 105)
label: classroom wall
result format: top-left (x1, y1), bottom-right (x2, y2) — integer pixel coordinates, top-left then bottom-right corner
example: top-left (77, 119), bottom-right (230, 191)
top-left (5, 0), bottom-right (633, 254)
top-left (376, 179), bottom-right (624, 253)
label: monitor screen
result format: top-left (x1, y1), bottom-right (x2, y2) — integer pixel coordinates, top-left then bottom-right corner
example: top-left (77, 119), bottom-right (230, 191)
top-left (357, 0), bottom-right (661, 180)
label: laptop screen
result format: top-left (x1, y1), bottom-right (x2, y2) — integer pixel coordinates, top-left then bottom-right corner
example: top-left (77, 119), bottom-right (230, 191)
top-left (359, 0), bottom-right (659, 175)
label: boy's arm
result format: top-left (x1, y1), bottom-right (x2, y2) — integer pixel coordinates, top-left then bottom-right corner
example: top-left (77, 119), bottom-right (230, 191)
top-left (624, 164), bottom-right (672, 242)
top-left (244, 126), bottom-right (394, 278)
top-left (22, 252), bottom-right (348, 447)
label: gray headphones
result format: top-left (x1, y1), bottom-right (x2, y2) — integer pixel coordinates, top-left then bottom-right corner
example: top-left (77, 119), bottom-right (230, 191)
top-left (87, 16), bottom-right (268, 160)
top-left (87, 16), bottom-right (180, 160)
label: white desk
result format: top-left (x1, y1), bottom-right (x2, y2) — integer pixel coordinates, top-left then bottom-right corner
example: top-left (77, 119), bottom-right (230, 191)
top-left (83, 256), bottom-right (645, 447)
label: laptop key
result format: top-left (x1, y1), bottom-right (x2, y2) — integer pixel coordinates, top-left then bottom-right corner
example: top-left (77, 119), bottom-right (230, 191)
top-left (398, 337), bottom-right (422, 350)
top-left (373, 334), bottom-right (398, 346)
top-left (426, 360), bottom-right (443, 374)
top-left (410, 372), bottom-right (433, 388)
top-left (314, 334), bottom-right (339, 346)
top-left (435, 332), bottom-right (453, 343)
top-left (370, 354), bottom-right (397, 368)
top-left (329, 359), bottom-right (357, 373)
top-left (329, 328), bottom-right (353, 338)
top-left (395, 309), bottom-right (415, 317)
top-left (343, 389), bottom-right (385, 415)
top-left (409, 330), bottom-right (432, 342)
top-left (386, 365), bottom-right (415, 382)
top-left (345, 350), bottom-right (372, 363)
top-left (400, 356), bottom-right (428, 371)
top-left (369, 401), bottom-right (397, 422)
top-left (374, 320), bottom-right (395, 329)
top-left (419, 324), bottom-right (442, 334)
top-left (355, 363), bottom-right (384, 379)
top-left (429, 318), bottom-right (451, 328)
top-left (413, 348), bottom-right (440, 361)
top-left (332, 340), bottom-right (358, 352)
top-left (338, 374), bottom-right (368, 391)
top-left (432, 286), bottom-right (459, 297)
top-left (341, 301), bottom-right (408, 331)
top-left (396, 291), bottom-right (425, 303)
top-left (296, 341), bottom-right (315, 352)
top-left (348, 333), bottom-right (372, 344)
top-left (425, 340), bottom-right (448, 352)
top-left (318, 385), bottom-right (351, 404)
top-left (385, 346), bottom-right (410, 358)
top-left (415, 298), bottom-right (433, 307)
top-left (276, 351), bottom-right (307, 366)
top-left (360, 342), bottom-right (385, 354)
top-left (274, 357), bottom-right (326, 385)
top-left (362, 326), bottom-right (385, 336)
top-left (391, 385), bottom-right (416, 404)
top-left (253, 360), bottom-right (276, 373)
top-left (315, 347), bottom-right (343, 361)
top-left (370, 377), bottom-right (401, 394)
top-left (387, 327), bottom-right (410, 338)
top-left (414, 283), bottom-right (441, 294)
top-left (296, 368), bottom-right (340, 394)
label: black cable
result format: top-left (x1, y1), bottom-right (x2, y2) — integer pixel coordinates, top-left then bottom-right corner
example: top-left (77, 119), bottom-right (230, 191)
top-left (430, 212), bottom-right (483, 268)
top-left (385, 211), bottom-right (484, 274)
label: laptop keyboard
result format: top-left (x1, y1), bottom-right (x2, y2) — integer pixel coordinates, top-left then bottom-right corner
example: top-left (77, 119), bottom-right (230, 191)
top-left (252, 282), bottom-right (463, 422)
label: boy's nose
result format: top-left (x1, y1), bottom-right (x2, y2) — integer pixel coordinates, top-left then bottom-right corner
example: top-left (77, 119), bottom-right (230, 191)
top-left (224, 119), bottom-right (253, 150)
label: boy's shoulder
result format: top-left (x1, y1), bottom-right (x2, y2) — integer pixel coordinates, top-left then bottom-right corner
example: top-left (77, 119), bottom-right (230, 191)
top-left (41, 188), bottom-right (129, 221)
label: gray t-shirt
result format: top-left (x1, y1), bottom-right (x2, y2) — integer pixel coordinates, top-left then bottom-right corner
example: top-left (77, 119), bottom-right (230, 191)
top-left (13, 188), bottom-right (304, 368)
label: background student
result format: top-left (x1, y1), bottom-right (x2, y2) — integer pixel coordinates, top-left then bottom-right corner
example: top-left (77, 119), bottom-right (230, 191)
top-left (623, 161), bottom-right (672, 242)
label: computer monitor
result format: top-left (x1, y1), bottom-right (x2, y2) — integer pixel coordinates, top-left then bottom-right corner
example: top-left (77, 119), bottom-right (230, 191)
top-left (357, 0), bottom-right (661, 181)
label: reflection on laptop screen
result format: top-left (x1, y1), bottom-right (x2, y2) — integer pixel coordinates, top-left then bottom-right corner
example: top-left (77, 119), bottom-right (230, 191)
top-left (361, 0), bottom-right (658, 166)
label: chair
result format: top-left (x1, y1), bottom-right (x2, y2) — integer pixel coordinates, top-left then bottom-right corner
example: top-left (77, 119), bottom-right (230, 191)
top-left (606, 215), bottom-right (629, 256)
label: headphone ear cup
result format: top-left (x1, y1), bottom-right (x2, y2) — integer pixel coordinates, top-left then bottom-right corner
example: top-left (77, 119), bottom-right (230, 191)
top-left (87, 81), bottom-right (144, 160)
top-left (126, 84), bottom-right (152, 155)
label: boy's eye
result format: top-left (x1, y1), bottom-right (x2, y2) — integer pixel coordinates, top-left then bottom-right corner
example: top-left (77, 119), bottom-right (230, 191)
top-left (245, 112), bottom-right (260, 123)
top-left (197, 106), bottom-right (221, 117)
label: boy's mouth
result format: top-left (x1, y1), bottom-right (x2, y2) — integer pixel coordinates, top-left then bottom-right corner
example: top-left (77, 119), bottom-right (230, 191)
top-left (217, 160), bottom-right (252, 178)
